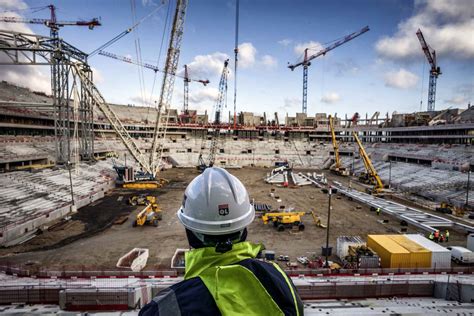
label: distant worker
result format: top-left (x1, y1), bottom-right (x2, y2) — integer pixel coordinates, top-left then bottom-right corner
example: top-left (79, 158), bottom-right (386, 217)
top-left (428, 232), bottom-right (434, 241)
top-left (140, 167), bottom-right (303, 315)
top-left (439, 233), bottom-right (445, 243)
top-left (376, 207), bottom-right (381, 216)
top-left (445, 230), bottom-right (450, 242)
top-left (434, 230), bottom-right (439, 243)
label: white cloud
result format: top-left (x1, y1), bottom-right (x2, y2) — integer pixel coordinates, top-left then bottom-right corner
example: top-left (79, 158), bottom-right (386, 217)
top-left (0, 0), bottom-right (28, 10)
top-left (189, 86), bottom-right (219, 104)
top-left (294, 41), bottom-right (324, 57)
top-left (0, 1), bottom-right (50, 93)
top-left (261, 55), bottom-right (277, 69)
top-left (91, 67), bottom-right (104, 84)
top-left (321, 92), bottom-right (341, 104)
top-left (375, 0), bottom-right (474, 60)
top-left (181, 52), bottom-right (230, 80)
top-left (238, 42), bottom-right (257, 68)
top-left (384, 68), bottom-right (419, 89)
top-left (278, 38), bottom-right (292, 46)
top-left (444, 95), bottom-right (467, 105)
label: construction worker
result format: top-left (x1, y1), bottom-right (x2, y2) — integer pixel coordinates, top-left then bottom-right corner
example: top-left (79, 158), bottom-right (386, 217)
top-left (434, 230), bottom-right (439, 243)
top-left (428, 232), bottom-right (434, 241)
top-left (140, 167), bottom-right (303, 315)
top-left (376, 207), bottom-right (381, 216)
top-left (445, 230), bottom-right (450, 242)
top-left (439, 233), bottom-right (445, 243)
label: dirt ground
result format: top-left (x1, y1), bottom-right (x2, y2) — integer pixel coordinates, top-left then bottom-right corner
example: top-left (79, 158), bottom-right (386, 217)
top-left (0, 167), bottom-right (468, 271)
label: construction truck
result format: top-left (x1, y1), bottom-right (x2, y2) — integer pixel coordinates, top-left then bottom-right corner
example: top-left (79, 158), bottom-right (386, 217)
top-left (128, 195), bottom-right (156, 206)
top-left (132, 201), bottom-right (162, 227)
top-left (262, 212), bottom-right (305, 232)
top-left (328, 115), bottom-right (349, 176)
top-left (352, 132), bottom-right (385, 195)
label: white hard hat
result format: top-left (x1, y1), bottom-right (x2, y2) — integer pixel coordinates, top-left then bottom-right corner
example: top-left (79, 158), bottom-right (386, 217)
top-left (177, 167), bottom-right (255, 235)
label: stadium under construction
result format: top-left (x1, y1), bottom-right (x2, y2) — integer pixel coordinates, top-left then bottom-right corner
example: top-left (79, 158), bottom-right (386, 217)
top-left (0, 0), bottom-right (473, 314)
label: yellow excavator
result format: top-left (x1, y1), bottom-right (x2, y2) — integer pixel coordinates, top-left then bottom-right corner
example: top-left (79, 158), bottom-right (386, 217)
top-left (329, 115), bottom-right (349, 176)
top-left (262, 212), bottom-right (306, 232)
top-left (352, 132), bottom-right (385, 194)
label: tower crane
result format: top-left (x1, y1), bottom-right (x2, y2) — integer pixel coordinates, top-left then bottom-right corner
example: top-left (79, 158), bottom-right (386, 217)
top-left (98, 52), bottom-right (209, 118)
top-left (1, 4), bottom-right (100, 164)
top-left (0, 4), bottom-right (100, 39)
top-left (198, 59), bottom-right (230, 171)
top-left (288, 26), bottom-right (369, 114)
top-left (416, 29), bottom-right (441, 111)
top-left (328, 115), bottom-right (348, 176)
top-left (352, 132), bottom-right (384, 194)
top-left (181, 64), bottom-right (210, 123)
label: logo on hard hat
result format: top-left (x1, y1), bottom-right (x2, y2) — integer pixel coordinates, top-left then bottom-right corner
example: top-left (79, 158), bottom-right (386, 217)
top-left (218, 204), bottom-right (229, 216)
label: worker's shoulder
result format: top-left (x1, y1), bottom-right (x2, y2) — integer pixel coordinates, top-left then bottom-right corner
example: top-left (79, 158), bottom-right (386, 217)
top-left (236, 258), bottom-right (304, 315)
top-left (236, 258), bottom-right (290, 285)
top-left (139, 277), bottom-right (220, 316)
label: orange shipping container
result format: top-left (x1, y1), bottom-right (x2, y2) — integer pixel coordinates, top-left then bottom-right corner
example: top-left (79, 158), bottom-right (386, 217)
top-left (388, 235), bottom-right (431, 268)
top-left (367, 235), bottom-right (411, 268)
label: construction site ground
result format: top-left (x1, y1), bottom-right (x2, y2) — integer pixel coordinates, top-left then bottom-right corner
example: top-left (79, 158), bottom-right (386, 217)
top-left (0, 167), bottom-right (467, 272)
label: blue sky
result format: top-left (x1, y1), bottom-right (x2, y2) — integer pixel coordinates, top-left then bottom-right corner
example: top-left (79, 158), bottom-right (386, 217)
top-left (1, 0), bottom-right (473, 119)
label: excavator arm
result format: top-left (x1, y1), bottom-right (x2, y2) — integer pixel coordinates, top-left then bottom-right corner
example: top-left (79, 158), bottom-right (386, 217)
top-left (352, 132), bottom-right (384, 192)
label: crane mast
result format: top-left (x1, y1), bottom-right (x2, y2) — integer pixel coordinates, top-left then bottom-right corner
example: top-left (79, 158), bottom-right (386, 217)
top-left (150, 0), bottom-right (188, 175)
top-left (416, 29), bottom-right (441, 111)
top-left (288, 26), bottom-right (369, 114)
top-left (352, 132), bottom-right (384, 193)
top-left (329, 115), bottom-right (340, 169)
top-left (208, 59), bottom-right (230, 167)
top-left (183, 64), bottom-right (190, 116)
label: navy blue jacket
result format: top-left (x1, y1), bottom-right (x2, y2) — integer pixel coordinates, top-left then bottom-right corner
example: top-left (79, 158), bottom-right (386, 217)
top-left (139, 258), bottom-right (304, 315)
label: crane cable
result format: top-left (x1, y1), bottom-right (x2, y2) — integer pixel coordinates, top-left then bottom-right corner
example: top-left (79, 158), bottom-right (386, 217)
top-left (148, 0), bottom-right (172, 106)
top-left (89, 3), bottom-right (165, 57)
top-left (232, 0), bottom-right (239, 128)
top-left (419, 58), bottom-right (426, 111)
top-left (130, 0), bottom-right (147, 107)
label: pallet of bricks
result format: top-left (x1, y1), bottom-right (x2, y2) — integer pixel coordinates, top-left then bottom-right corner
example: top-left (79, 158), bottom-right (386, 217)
top-left (336, 236), bottom-right (380, 269)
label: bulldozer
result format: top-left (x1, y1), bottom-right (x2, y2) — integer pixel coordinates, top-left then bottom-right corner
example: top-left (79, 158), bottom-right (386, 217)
top-left (262, 212), bottom-right (305, 232)
top-left (133, 203), bottom-right (162, 227)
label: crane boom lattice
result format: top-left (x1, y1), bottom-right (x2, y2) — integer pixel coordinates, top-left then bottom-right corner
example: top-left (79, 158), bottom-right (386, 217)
top-left (288, 26), bottom-right (369, 114)
top-left (208, 59), bottom-right (230, 167)
top-left (416, 29), bottom-right (441, 111)
top-left (150, 0), bottom-right (188, 175)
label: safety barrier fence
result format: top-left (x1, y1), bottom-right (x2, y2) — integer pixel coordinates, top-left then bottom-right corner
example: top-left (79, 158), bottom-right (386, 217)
top-left (0, 264), bottom-right (472, 279)
top-left (0, 278), bottom-right (440, 308)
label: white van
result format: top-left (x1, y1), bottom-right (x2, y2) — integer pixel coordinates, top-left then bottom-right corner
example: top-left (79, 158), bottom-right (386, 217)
top-left (447, 246), bottom-right (474, 264)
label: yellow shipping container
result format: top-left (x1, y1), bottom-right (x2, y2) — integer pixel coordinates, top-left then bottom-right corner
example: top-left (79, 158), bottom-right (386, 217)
top-left (367, 235), bottom-right (411, 268)
top-left (388, 235), bottom-right (432, 268)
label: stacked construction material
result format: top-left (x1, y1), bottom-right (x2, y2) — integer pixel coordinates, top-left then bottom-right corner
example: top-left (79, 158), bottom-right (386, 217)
top-left (405, 234), bottom-right (451, 268)
top-left (337, 236), bottom-right (380, 269)
top-left (336, 236), bottom-right (365, 259)
top-left (253, 203), bottom-right (272, 212)
top-left (368, 234), bottom-right (450, 269)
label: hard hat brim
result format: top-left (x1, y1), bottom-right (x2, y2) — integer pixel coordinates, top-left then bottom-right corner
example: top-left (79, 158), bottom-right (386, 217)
top-left (177, 204), bottom-right (255, 235)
